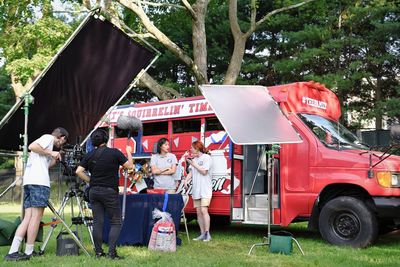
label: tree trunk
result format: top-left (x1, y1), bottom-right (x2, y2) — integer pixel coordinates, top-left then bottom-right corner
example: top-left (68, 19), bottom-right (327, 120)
top-left (82, 0), bottom-right (92, 10)
top-left (375, 78), bottom-right (382, 130)
top-left (139, 72), bottom-right (180, 100)
top-left (192, 0), bottom-right (209, 94)
top-left (10, 71), bottom-right (40, 102)
top-left (225, 0), bottom-right (246, 85)
top-left (223, 35), bottom-right (246, 85)
top-left (104, 0), bottom-right (123, 28)
top-left (118, 0), bottom-right (207, 85)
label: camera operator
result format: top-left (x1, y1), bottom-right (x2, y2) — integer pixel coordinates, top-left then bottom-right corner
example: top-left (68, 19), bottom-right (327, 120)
top-left (4, 127), bottom-right (69, 261)
top-left (75, 129), bottom-right (133, 260)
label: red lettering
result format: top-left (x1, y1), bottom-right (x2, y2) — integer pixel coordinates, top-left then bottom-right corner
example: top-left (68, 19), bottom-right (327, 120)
top-left (158, 107), bottom-right (164, 116)
top-left (199, 102), bottom-right (208, 112)
top-left (152, 108), bottom-right (157, 117)
top-left (173, 105), bottom-right (181, 115)
top-left (137, 109), bottom-right (142, 118)
top-left (189, 103), bottom-right (195, 113)
top-left (164, 106), bottom-right (170, 116)
top-left (146, 108), bottom-right (151, 117)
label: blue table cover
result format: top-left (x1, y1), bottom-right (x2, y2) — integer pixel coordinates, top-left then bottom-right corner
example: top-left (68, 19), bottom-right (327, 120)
top-left (103, 194), bottom-right (184, 246)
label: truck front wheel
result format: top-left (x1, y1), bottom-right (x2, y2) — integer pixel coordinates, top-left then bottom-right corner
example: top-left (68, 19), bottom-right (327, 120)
top-left (319, 196), bottom-right (378, 248)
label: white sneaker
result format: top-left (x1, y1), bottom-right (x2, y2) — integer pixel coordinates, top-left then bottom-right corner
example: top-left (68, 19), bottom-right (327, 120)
top-left (192, 233), bottom-right (205, 241)
top-left (203, 232), bottom-right (211, 242)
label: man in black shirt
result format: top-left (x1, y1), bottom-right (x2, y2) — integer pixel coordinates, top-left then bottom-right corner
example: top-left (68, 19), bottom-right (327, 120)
top-left (76, 128), bottom-right (133, 259)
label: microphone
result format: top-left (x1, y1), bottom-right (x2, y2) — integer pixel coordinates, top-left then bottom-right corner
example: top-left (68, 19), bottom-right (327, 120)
top-left (390, 124), bottom-right (400, 143)
top-left (116, 115), bottom-right (143, 132)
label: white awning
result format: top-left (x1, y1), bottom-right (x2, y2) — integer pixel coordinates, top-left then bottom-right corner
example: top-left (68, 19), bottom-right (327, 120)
top-left (200, 85), bottom-right (302, 145)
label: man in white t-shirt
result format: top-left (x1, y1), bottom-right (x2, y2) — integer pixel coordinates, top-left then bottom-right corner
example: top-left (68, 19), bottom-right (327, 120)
top-left (4, 127), bottom-right (68, 262)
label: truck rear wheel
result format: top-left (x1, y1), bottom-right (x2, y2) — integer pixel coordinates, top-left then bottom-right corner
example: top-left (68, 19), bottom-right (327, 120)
top-left (319, 196), bottom-right (378, 248)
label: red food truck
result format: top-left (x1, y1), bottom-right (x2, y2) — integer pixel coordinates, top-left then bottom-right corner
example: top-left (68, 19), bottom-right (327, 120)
top-left (97, 81), bottom-right (400, 248)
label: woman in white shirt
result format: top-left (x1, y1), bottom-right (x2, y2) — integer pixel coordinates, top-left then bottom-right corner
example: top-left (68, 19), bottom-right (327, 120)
top-left (150, 138), bottom-right (178, 193)
top-left (184, 141), bottom-right (212, 242)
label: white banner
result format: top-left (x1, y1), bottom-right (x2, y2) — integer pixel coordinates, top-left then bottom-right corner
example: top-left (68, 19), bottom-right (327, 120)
top-left (107, 99), bottom-right (214, 122)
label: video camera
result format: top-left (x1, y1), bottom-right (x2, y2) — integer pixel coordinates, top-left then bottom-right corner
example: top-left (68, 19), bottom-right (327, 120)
top-left (60, 142), bottom-right (85, 177)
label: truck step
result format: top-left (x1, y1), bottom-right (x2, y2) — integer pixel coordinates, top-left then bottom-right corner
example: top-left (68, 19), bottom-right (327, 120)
top-left (245, 207), bottom-right (270, 224)
top-left (245, 194), bottom-right (279, 209)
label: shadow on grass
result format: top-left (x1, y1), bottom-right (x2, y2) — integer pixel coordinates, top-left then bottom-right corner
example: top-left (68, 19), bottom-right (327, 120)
top-left (184, 219), bottom-right (400, 248)
top-left (185, 220), bottom-right (320, 240)
top-left (375, 230), bottom-right (400, 247)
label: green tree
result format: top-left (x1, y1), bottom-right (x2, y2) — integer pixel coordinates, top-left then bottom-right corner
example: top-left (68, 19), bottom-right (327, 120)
top-left (1, 0), bottom-right (316, 102)
top-left (0, 0), bottom-right (73, 101)
top-left (260, 0), bottom-right (400, 128)
top-left (78, 0), bottom-right (314, 99)
top-left (0, 66), bottom-right (14, 120)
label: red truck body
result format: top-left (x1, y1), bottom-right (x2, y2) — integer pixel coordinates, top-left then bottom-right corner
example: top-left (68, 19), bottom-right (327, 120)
top-left (98, 81), bottom-right (400, 247)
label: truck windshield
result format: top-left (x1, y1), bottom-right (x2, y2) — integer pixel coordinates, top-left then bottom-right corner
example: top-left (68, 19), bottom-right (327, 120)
top-left (298, 114), bottom-right (368, 150)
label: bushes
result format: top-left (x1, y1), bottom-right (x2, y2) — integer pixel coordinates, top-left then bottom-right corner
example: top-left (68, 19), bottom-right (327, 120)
top-left (0, 156), bottom-right (14, 170)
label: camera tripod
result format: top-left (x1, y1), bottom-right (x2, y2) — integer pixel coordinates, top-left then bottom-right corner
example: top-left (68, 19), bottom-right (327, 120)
top-left (39, 184), bottom-right (93, 256)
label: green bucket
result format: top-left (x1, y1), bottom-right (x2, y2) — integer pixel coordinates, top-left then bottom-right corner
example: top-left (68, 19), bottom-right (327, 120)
top-left (269, 233), bottom-right (293, 255)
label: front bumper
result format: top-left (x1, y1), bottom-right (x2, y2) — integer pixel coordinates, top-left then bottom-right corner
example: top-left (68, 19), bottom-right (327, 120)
top-left (372, 197), bottom-right (400, 218)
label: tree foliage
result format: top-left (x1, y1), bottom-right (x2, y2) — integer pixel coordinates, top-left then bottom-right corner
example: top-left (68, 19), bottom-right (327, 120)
top-left (0, 0), bottom-right (73, 102)
top-left (4, 17), bottom-right (72, 85)
top-left (256, 0), bottom-right (400, 128)
top-left (0, 0), bottom-right (399, 129)
top-left (0, 66), bottom-right (14, 119)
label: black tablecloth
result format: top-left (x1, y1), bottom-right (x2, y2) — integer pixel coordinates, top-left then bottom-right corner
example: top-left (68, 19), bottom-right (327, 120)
top-left (103, 194), bottom-right (184, 246)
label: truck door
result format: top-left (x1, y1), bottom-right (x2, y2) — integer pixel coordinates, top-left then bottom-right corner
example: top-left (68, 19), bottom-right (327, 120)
top-left (279, 116), bottom-right (315, 222)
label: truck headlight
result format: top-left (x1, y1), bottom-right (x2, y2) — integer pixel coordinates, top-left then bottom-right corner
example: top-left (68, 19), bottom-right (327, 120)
top-left (377, 172), bottom-right (400, 188)
top-left (392, 173), bottom-right (400, 186)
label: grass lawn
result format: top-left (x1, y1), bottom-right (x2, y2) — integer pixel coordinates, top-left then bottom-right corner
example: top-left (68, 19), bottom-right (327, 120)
top-left (0, 203), bottom-right (400, 267)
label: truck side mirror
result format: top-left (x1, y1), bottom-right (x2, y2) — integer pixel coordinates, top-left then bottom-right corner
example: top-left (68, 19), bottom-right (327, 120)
top-left (390, 124), bottom-right (400, 143)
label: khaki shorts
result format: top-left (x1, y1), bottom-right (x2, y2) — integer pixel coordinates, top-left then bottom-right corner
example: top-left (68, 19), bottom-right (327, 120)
top-left (193, 198), bottom-right (211, 208)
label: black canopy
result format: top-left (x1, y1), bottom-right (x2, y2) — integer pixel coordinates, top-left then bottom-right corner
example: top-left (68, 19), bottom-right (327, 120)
top-left (0, 15), bottom-right (154, 151)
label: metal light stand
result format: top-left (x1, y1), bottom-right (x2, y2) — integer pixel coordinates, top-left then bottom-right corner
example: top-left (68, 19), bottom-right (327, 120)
top-left (21, 93), bottom-right (33, 179)
top-left (20, 93), bottom-right (34, 216)
top-left (248, 144), bottom-right (279, 255)
top-left (0, 94), bottom-right (33, 202)
top-left (39, 185), bottom-right (92, 256)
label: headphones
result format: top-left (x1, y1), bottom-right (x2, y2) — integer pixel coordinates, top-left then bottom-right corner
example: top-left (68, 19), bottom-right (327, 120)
top-left (90, 128), bottom-right (109, 145)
